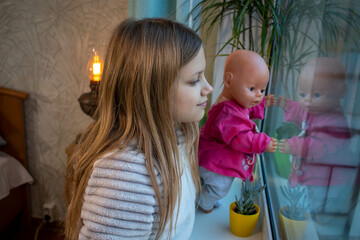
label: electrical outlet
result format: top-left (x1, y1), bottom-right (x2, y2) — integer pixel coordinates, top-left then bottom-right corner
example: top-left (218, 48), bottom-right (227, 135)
top-left (43, 201), bottom-right (56, 222)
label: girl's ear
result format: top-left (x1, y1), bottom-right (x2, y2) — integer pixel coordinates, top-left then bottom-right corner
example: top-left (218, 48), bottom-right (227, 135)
top-left (224, 72), bottom-right (233, 88)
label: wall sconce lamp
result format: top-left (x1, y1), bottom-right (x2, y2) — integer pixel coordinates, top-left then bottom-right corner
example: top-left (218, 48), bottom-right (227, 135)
top-left (78, 48), bottom-right (103, 118)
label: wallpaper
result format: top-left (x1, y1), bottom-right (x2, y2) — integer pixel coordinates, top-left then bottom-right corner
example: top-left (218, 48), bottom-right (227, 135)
top-left (0, 0), bottom-right (127, 220)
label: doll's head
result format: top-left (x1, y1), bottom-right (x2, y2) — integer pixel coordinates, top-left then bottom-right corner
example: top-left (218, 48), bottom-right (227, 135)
top-left (220, 49), bottom-right (269, 108)
top-left (298, 57), bottom-right (346, 114)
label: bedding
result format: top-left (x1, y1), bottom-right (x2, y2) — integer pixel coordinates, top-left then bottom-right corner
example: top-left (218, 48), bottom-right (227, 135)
top-left (0, 151), bottom-right (33, 200)
top-left (0, 86), bottom-right (31, 235)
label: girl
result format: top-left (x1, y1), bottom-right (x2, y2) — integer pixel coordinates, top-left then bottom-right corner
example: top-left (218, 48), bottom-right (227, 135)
top-left (198, 50), bottom-right (277, 213)
top-left (64, 18), bottom-right (212, 239)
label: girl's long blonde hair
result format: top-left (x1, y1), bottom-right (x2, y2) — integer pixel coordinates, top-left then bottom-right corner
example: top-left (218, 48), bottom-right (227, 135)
top-left (64, 18), bottom-right (202, 239)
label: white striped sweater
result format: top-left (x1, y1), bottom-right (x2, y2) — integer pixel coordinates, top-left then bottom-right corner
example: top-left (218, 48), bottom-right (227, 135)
top-left (79, 133), bottom-right (196, 240)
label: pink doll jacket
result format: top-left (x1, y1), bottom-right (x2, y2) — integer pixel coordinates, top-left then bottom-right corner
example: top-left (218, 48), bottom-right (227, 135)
top-left (284, 100), bottom-right (354, 186)
top-left (199, 100), bottom-right (271, 181)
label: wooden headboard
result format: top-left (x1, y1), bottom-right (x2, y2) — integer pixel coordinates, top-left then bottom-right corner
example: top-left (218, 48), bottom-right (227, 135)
top-left (0, 87), bottom-right (28, 168)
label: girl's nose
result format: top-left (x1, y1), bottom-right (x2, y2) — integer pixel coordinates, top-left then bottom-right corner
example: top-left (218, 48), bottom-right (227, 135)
top-left (201, 78), bottom-right (213, 96)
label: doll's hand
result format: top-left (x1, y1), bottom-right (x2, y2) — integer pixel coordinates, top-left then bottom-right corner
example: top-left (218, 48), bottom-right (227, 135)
top-left (279, 139), bottom-right (291, 154)
top-left (276, 96), bottom-right (288, 110)
top-left (265, 94), bottom-right (275, 108)
top-left (266, 137), bottom-right (278, 152)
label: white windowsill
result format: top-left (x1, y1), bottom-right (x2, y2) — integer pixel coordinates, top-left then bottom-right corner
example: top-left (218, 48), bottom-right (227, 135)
top-left (190, 177), bottom-right (271, 240)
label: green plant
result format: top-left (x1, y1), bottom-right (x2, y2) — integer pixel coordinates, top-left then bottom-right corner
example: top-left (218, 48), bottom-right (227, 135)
top-left (190, 0), bottom-right (282, 65)
top-left (272, 0), bottom-right (360, 98)
top-left (275, 122), bottom-right (301, 139)
top-left (190, 0), bottom-right (360, 98)
top-left (273, 123), bottom-right (299, 179)
top-left (280, 183), bottom-right (309, 220)
top-left (199, 111), bottom-right (207, 128)
top-left (235, 177), bottom-right (266, 215)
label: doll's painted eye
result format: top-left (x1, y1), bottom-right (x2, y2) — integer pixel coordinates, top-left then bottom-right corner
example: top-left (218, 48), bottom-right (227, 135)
top-left (300, 93), bottom-right (306, 98)
top-left (314, 93), bottom-right (321, 98)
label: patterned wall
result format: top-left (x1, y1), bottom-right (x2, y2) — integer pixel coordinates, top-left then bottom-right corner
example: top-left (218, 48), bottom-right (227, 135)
top-left (0, 0), bottom-right (128, 220)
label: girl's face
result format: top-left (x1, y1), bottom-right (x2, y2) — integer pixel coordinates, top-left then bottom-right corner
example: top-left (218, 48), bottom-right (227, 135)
top-left (171, 47), bottom-right (213, 123)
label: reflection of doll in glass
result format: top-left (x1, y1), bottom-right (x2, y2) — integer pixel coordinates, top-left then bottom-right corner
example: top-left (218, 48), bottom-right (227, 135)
top-left (277, 57), bottom-right (355, 214)
top-left (198, 50), bottom-right (277, 213)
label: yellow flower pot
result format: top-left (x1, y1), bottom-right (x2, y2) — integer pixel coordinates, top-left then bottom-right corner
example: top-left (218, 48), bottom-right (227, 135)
top-left (229, 202), bottom-right (260, 237)
top-left (279, 207), bottom-right (309, 240)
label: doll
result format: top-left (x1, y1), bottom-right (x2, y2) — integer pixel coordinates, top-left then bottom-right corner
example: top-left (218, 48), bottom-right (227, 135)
top-left (277, 57), bottom-right (356, 215)
top-left (198, 49), bottom-right (277, 213)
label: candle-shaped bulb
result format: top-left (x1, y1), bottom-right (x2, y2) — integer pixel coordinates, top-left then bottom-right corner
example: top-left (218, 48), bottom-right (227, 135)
top-left (88, 49), bottom-right (103, 82)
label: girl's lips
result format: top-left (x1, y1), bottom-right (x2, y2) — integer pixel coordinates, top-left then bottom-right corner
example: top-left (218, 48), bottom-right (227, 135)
top-left (197, 101), bottom-right (207, 107)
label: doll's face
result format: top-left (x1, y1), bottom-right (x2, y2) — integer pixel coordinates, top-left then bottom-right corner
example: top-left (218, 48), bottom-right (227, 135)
top-left (298, 72), bottom-right (343, 115)
top-left (229, 65), bottom-right (269, 108)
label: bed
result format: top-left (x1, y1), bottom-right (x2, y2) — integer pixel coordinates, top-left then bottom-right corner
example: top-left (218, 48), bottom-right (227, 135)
top-left (0, 87), bottom-right (33, 235)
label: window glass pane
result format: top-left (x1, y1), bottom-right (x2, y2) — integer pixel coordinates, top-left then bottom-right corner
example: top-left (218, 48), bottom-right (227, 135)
top-left (262, 0), bottom-right (360, 239)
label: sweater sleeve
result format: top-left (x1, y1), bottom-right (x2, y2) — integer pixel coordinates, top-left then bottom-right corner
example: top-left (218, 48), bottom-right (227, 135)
top-left (287, 113), bottom-right (351, 162)
top-left (79, 149), bottom-right (161, 240)
top-left (284, 100), bottom-right (304, 126)
top-left (287, 136), bottom-right (327, 160)
top-left (230, 131), bottom-right (271, 154)
top-left (248, 98), bottom-right (265, 120)
top-left (217, 112), bottom-right (271, 154)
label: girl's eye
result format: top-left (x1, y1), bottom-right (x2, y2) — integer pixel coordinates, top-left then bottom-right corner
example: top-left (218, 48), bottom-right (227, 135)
top-left (190, 79), bottom-right (200, 86)
top-left (249, 87), bottom-right (254, 91)
top-left (261, 90), bottom-right (265, 93)
top-left (314, 93), bottom-right (321, 98)
top-left (300, 93), bottom-right (306, 98)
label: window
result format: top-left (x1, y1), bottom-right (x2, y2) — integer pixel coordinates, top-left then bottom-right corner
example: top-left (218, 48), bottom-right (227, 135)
top-left (262, 0), bottom-right (360, 239)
